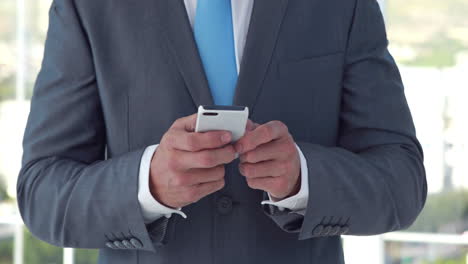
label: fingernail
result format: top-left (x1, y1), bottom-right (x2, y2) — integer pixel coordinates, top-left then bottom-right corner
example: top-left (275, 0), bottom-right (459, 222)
top-left (234, 153), bottom-right (239, 159)
top-left (236, 144), bottom-right (243, 154)
top-left (238, 164), bottom-right (245, 175)
top-left (222, 133), bottom-right (231, 143)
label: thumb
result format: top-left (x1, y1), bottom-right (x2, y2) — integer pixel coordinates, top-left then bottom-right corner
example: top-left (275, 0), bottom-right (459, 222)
top-left (246, 120), bottom-right (255, 131)
top-left (171, 113), bottom-right (198, 132)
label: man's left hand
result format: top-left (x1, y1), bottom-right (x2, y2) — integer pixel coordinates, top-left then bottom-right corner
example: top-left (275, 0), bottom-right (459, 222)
top-left (235, 120), bottom-right (301, 200)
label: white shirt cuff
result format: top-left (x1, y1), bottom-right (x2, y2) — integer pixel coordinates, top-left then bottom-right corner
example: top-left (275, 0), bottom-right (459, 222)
top-left (137, 144), bottom-right (187, 224)
top-left (261, 144), bottom-right (309, 212)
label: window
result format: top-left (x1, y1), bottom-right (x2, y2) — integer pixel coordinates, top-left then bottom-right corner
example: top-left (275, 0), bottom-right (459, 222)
top-left (0, 0), bottom-right (466, 263)
top-left (0, 0), bottom-right (97, 262)
top-left (345, 0), bottom-right (468, 263)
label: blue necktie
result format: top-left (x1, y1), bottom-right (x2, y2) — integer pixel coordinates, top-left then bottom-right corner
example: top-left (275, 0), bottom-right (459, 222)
top-left (194, 0), bottom-right (238, 106)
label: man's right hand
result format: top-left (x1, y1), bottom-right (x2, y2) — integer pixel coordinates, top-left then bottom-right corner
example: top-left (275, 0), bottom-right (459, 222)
top-left (149, 113), bottom-right (237, 209)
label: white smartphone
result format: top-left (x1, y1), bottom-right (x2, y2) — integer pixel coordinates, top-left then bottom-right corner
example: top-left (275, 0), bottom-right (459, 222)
top-left (195, 105), bottom-right (249, 143)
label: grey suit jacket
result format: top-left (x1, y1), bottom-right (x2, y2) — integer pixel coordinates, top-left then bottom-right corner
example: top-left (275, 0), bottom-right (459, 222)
top-left (17, 0), bottom-right (427, 263)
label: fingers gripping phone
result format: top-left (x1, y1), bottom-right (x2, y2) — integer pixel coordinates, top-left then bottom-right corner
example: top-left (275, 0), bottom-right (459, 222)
top-left (195, 105), bottom-right (249, 143)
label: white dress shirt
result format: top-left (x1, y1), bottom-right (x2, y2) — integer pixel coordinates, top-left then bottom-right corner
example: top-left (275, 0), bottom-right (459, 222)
top-left (137, 0), bottom-right (309, 223)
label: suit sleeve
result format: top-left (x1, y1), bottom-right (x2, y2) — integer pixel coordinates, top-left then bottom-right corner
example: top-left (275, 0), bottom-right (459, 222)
top-left (17, 0), bottom-right (169, 252)
top-left (262, 0), bottom-right (427, 239)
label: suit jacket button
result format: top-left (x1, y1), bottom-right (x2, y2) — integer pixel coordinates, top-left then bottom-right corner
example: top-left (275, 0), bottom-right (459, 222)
top-left (130, 238), bottom-right (143, 249)
top-left (122, 240), bottom-right (135, 249)
top-left (322, 225), bottom-right (332, 236)
top-left (217, 196), bottom-right (233, 215)
top-left (330, 225), bottom-right (341, 236)
top-left (105, 242), bottom-right (118, 249)
top-left (312, 225), bottom-right (324, 236)
top-left (113, 241), bottom-right (126, 249)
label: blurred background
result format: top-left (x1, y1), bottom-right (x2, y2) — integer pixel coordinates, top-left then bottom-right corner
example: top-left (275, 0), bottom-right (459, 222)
top-left (0, 0), bottom-right (467, 263)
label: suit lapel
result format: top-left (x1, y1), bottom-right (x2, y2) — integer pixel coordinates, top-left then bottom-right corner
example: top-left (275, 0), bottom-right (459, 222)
top-left (233, 0), bottom-right (289, 115)
top-left (157, 0), bottom-right (214, 107)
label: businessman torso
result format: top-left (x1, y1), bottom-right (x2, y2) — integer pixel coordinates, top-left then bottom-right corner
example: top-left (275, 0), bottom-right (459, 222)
top-left (94, 1), bottom-right (346, 261)
top-left (84, 0), bottom-right (348, 153)
top-left (19, 0), bottom-right (426, 263)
